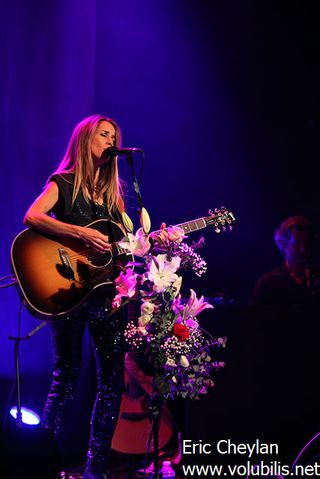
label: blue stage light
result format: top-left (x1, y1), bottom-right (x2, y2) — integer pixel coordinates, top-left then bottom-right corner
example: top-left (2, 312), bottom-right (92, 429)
top-left (10, 406), bottom-right (41, 425)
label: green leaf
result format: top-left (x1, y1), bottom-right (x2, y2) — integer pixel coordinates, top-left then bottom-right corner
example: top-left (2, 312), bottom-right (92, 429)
top-left (153, 376), bottom-right (171, 395)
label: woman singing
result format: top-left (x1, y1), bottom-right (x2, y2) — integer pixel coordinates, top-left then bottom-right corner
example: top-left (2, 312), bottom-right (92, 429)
top-left (24, 114), bottom-right (128, 479)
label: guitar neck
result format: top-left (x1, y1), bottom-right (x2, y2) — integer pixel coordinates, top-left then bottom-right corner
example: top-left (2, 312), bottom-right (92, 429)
top-left (153, 217), bottom-right (208, 235)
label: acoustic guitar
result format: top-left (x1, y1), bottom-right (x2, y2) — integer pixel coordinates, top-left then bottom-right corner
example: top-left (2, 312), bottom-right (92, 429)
top-left (111, 350), bottom-right (175, 455)
top-left (10, 208), bottom-right (235, 320)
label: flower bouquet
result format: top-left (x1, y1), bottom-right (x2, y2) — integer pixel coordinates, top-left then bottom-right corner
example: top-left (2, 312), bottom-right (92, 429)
top-left (112, 225), bottom-right (226, 400)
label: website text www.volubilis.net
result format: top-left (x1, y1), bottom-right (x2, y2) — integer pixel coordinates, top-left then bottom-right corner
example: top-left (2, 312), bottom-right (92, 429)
top-left (181, 439), bottom-right (320, 477)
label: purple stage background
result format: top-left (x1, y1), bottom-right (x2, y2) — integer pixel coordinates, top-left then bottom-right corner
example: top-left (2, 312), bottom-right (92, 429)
top-left (1, 0), bottom-right (319, 456)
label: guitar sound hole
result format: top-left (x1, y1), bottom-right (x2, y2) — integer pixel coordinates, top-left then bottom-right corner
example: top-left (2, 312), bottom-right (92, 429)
top-left (89, 251), bottom-right (112, 267)
top-left (77, 260), bottom-right (113, 285)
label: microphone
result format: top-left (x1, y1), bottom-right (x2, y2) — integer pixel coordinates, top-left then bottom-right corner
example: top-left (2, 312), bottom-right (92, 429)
top-left (105, 146), bottom-right (143, 157)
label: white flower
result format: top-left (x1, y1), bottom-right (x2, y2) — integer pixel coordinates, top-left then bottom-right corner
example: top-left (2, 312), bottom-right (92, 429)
top-left (180, 355), bottom-right (189, 368)
top-left (138, 314), bottom-right (152, 326)
top-left (165, 358), bottom-right (177, 368)
top-left (172, 276), bottom-right (182, 297)
top-left (166, 225), bottom-right (187, 243)
top-left (146, 254), bottom-right (181, 293)
top-left (140, 301), bottom-right (154, 315)
top-left (150, 225), bottom-right (187, 244)
top-left (137, 326), bottom-right (148, 336)
top-left (119, 228), bottom-right (151, 257)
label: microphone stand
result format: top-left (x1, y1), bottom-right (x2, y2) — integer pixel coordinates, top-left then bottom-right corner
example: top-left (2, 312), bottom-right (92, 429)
top-left (126, 151), bottom-right (143, 207)
top-left (7, 298), bottom-right (47, 428)
top-left (125, 150), bottom-right (151, 234)
top-left (146, 392), bottom-right (166, 479)
top-left (120, 149), bottom-right (164, 476)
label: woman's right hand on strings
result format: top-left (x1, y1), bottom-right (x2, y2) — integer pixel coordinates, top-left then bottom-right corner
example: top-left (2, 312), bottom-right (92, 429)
top-left (79, 227), bottom-right (111, 253)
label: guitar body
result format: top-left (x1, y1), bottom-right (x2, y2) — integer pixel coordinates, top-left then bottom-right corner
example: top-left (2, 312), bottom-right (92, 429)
top-left (112, 354), bottom-right (174, 455)
top-left (10, 219), bottom-right (131, 320)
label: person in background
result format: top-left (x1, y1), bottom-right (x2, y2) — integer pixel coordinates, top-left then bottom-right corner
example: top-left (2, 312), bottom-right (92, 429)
top-left (24, 114), bottom-right (128, 479)
top-left (252, 215), bottom-right (319, 307)
top-left (250, 215), bottom-right (320, 460)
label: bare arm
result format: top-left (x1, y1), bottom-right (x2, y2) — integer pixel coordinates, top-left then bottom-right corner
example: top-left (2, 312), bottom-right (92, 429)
top-left (24, 182), bottom-right (111, 252)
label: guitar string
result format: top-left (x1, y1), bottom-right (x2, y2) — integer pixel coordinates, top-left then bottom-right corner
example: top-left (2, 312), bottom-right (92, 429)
top-left (68, 254), bottom-right (117, 287)
top-left (63, 222), bottom-right (231, 270)
top-left (61, 215), bottom-right (234, 285)
top-left (77, 267), bottom-right (116, 290)
top-left (66, 244), bottom-right (126, 260)
top-left (67, 248), bottom-right (110, 258)
top-left (64, 217), bottom-right (220, 259)
top-left (66, 250), bottom-right (117, 266)
top-left (63, 215), bottom-right (230, 260)
top-left (65, 224), bottom-right (228, 287)
top-left (68, 228), bottom-right (227, 287)
top-left (63, 227), bottom-right (213, 283)
top-left (67, 252), bottom-right (105, 262)
top-left (79, 257), bottom-right (128, 289)
top-left (67, 256), bottom-right (121, 285)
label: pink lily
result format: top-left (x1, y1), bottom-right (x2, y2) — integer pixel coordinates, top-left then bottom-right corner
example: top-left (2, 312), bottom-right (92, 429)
top-left (114, 268), bottom-right (138, 298)
top-left (183, 289), bottom-right (213, 319)
top-left (112, 294), bottom-right (122, 309)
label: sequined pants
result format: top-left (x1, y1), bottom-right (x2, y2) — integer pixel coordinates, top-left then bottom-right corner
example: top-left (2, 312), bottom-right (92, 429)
top-left (42, 297), bottom-right (126, 470)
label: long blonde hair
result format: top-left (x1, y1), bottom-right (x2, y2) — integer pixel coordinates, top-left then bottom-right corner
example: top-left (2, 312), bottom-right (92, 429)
top-left (53, 114), bottom-right (124, 213)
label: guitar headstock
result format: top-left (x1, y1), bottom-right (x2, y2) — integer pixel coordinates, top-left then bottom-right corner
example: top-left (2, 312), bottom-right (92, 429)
top-left (205, 207), bottom-right (236, 234)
